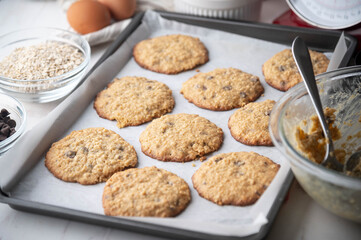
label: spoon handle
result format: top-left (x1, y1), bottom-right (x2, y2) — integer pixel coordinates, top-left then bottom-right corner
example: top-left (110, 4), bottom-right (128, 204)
top-left (292, 37), bottom-right (332, 142)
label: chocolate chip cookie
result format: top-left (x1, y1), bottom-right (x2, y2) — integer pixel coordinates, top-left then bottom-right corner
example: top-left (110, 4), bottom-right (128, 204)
top-left (102, 166), bottom-right (191, 217)
top-left (139, 113), bottom-right (223, 162)
top-left (192, 152), bottom-right (280, 206)
top-left (133, 34), bottom-right (209, 74)
top-left (94, 76), bottom-right (175, 128)
top-left (228, 99), bottom-right (275, 146)
top-left (262, 49), bottom-right (329, 91)
top-left (180, 68), bottom-right (264, 111)
top-left (45, 127), bottom-right (137, 185)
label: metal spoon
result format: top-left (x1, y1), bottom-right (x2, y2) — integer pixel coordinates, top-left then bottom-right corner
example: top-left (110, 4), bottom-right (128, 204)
top-left (292, 37), bottom-right (343, 171)
top-left (345, 150), bottom-right (361, 174)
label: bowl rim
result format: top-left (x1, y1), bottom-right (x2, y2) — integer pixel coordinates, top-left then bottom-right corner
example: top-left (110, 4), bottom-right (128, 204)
top-left (270, 65), bottom-right (361, 187)
top-left (0, 27), bottom-right (90, 83)
top-left (0, 92), bottom-right (27, 149)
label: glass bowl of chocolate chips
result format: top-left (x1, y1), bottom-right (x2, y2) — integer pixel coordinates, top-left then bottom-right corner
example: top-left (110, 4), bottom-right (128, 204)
top-left (0, 92), bottom-right (26, 155)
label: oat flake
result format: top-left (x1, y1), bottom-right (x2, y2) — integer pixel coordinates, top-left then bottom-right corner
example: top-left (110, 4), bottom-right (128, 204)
top-left (0, 41), bottom-right (84, 81)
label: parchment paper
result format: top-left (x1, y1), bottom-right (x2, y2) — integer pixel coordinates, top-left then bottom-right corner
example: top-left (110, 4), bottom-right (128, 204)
top-left (1, 11), bottom-right (310, 237)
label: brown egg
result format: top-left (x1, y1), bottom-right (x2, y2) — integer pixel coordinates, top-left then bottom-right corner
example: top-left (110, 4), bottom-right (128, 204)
top-left (99, 0), bottom-right (136, 21)
top-left (67, 0), bottom-right (112, 34)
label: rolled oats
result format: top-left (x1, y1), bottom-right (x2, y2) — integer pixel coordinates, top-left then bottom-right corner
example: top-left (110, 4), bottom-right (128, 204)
top-left (0, 41), bottom-right (84, 81)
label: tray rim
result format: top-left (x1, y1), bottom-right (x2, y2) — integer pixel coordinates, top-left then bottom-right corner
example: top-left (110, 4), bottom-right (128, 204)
top-left (0, 172), bottom-right (294, 240)
top-left (0, 10), bottom-right (357, 240)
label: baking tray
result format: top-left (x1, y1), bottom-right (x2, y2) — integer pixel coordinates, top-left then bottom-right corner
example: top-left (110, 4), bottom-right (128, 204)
top-left (0, 10), bottom-right (357, 240)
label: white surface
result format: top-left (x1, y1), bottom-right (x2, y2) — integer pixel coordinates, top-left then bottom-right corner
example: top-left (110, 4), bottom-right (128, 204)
top-left (0, 0), bottom-right (360, 240)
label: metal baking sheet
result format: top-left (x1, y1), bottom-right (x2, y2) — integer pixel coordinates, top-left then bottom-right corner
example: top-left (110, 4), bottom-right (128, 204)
top-left (0, 10), bottom-right (357, 240)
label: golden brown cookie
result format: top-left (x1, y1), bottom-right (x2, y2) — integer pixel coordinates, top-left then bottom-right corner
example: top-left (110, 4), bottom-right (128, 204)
top-left (102, 166), bottom-right (191, 217)
top-left (228, 100), bottom-right (275, 146)
top-left (133, 34), bottom-right (209, 74)
top-left (139, 113), bottom-right (223, 162)
top-left (192, 152), bottom-right (280, 206)
top-left (94, 76), bottom-right (175, 128)
top-left (262, 49), bottom-right (329, 91)
top-left (45, 127), bottom-right (137, 185)
top-left (180, 68), bottom-right (264, 111)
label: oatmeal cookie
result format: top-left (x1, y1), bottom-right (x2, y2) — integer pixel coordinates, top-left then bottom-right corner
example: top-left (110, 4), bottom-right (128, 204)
top-left (139, 113), bottom-right (223, 162)
top-left (133, 34), bottom-right (209, 74)
top-left (262, 49), bottom-right (329, 91)
top-left (192, 152), bottom-right (280, 206)
top-left (94, 76), bottom-right (175, 128)
top-left (180, 68), bottom-right (264, 111)
top-left (45, 127), bottom-right (137, 185)
top-left (102, 166), bottom-right (191, 217)
top-left (228, 100), bottom-right (275, 146)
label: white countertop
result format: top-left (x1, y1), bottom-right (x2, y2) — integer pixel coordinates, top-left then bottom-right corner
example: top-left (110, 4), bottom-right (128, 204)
top-left (0, 0), bottom-right (360, 239)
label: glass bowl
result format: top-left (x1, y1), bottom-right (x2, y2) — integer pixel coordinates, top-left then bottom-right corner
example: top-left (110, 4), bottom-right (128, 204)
top-left (0, 93), bottom-right (26, 155)
top-left (270, 65), bottom-right (361, 223)
top-left (0, 27), bottom-right (90, 103)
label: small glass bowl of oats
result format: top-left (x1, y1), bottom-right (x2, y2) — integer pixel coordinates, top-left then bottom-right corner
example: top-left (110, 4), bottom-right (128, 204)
top-left (0, 27), bottom-right (90, 103)
top-left (270, 65), bottom-right (361, 223)
top-left (0, 93), bottom-right (26, 155)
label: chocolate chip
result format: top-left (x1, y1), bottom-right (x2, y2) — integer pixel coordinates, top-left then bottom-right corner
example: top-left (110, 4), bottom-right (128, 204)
top-left (234, 161), bottom-right (245, 166)
top-left (250, 76), bottom-right (258, 82)
top-left (66, 150), bottom-right (76, 158)
top-left (223, 86), bottom-right (232, 91)
top-left (255, 191), bottom-right (262, 196)
top-left (279, 65), bottom-right (286, 72)
top-left (206, 76), bottom-right (214, 80)
top-left (166, 122), bottom-right (174, 126)
top-left (146, 86), bottom-right (152, 90)
top-left (265, 110), bottom-right (271, 116)
top-left (196, 84), bottom-right (207, 90)
top-left (118, 145), bottom-right (124, 151)
top-left (7, 119), bottom-right (16, 128)
top-left (81, 147), bottom-right (89, 154)
top-left (0, 109), bottom-right (9, 118)
top-left (10, 128), bottom-right (16, 136)
top-left (214, 157), bottom-right (223, 163)
top-left (1, 126), bottom-right (10, 136)
top-left (2, 116), bottom-right (9, 123)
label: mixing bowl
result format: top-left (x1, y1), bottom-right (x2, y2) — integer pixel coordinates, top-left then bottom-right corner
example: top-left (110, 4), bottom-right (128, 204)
top-left (0, 27), bottom-right (90, 103)
top-left (270, 65), bottom-right (361, 222)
